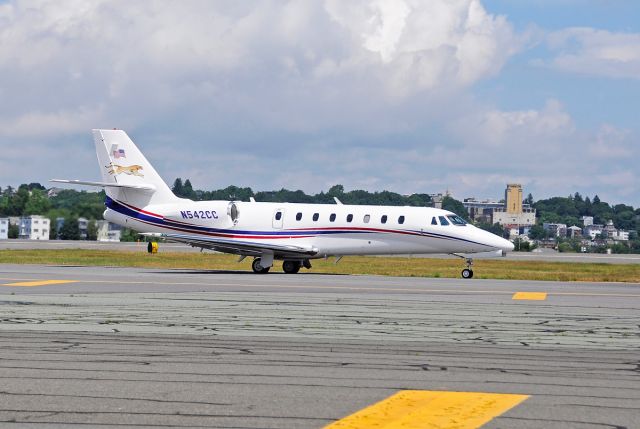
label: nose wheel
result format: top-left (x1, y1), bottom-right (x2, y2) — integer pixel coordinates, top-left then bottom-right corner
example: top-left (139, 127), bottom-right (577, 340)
top-left (451, 254), bottom-right (474, 279)
top-left (461, 257), bottom-right (474, 278)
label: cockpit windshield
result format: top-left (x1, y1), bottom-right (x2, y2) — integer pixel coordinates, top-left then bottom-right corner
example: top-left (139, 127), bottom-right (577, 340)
top-left (438, 216), bottom-right (450, 226)
top-left (447, 215), bottom-right (467, 226)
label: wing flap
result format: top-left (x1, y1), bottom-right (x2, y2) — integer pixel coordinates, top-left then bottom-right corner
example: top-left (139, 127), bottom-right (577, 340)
top-left (161, 233), bottom-right (318, 258)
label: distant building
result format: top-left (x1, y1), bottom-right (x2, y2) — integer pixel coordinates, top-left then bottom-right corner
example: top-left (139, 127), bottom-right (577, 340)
top-left (0, 218), bottom-right (8, 240)
top-left (610, 230), bottom-right (629, 241)
top-left (462, 198), bottom-right (503, 223)
top-left (505, 184), bottom-right (523, 214)
top-left (96, 221), bottom-right (122, 242)
top-left (567, 225), bottom-right (582, 238)
top-left (492, 184), bottom-right (536, 230)
top-left (18, 216), bottom-right (50, 240)
top-left (78, 217), bottom-right (89, 240)
top-left (581, 216), bottom-right (594, 227)
top-left (543, 223), bottom-right (567, 238)
top-left (584, 224), bottom-right (604, 239)
top-left (463, 184), bottom-right (536, 232)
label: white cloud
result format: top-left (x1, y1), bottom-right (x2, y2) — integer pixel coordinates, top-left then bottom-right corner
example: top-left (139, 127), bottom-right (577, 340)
top-left (544, 27), bottom-right (640, 79)
top-left (0, 1), bottom-right (638, 207)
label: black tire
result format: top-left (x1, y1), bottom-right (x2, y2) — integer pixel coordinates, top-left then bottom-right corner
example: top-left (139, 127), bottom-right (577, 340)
top-left (282, 260), bottom-right (301, 274)
top-left (461, 268), bottom-right (473, 279)
top-left (252, 258), bottom-right (270, 274)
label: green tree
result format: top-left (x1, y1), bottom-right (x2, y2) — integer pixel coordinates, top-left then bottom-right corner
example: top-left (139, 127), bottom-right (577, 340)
top-left (24, 189), bottom-right (51, 215)
top-left (172, 178), bottom-right (184, 196)
top-left (58, 217), bottom-right (80, 240)
top-left (120, 228), bottom-right (140, 242)
top-left (528, 224), bottom-right (547, 240)
top-left (476, 222), bottom-right (505, 237)
top-left (442, 196), bottom-right (470, 220)
top-left (8, 223), bottom-right (18, 239)
top-left (86, 219), bottom-right (98, 241)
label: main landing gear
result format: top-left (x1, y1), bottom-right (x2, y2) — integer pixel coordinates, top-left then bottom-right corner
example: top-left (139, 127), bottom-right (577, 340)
top-left (282, 260), bottom-right (301, 274)
top-left (251, 258), bottom-right (312, 274)
top-left (251, 257), bottom-right (270, 274)
top-left (282, 259), bottom-right (311, 274)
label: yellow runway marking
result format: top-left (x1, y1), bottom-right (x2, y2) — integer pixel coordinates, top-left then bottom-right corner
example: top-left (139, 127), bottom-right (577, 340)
top-left (2, 280), bottom-right (78, 287)
top-left (0, 277), bottom-right (638, 298)
top-left (513, 292), bottom-right (547, 301)
top-left (324, 390), bottom-right (528, 429)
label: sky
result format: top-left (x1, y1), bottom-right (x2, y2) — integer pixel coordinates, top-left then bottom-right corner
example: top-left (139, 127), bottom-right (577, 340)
top-left (0, 0), bottom-right (638, 206)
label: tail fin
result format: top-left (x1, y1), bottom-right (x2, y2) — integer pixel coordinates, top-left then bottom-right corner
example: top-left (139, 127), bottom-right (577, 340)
top-left (93, 129), bottom-right (180, 206)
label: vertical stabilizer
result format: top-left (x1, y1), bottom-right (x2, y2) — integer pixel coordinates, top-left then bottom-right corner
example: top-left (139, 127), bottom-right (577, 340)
top-left (93, 129), bottom-right (180, 207)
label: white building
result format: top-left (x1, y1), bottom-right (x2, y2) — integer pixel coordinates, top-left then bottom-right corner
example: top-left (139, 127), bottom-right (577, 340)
top-left (584, 224), bottom-right (604, 239)
top-left (18, 216), bottom-right (50, 240)
top-left (96, 220), bottom-right (121, 242)
top-left (543, 223), bottom-right (567, 238)
top-left (0, 218), bottom-right (8, 240)
top-left (610, 230), bottom-right (629, 241)
top-left (581, 216), bottom-right (594, 227)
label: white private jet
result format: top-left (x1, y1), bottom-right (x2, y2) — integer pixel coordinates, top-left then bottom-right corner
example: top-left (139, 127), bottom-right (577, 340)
top-left (52, 129), bottom-right (514, 277)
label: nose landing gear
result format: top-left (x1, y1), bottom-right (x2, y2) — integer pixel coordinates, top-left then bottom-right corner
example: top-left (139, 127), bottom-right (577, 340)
top-left (461, 257), bottom-right (474, 278)
top-left (451, 254), bottom-right (474, 278)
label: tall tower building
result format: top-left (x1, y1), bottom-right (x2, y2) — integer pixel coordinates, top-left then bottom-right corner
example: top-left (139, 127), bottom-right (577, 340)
top-left (505, 184), bottom-right (523, 214)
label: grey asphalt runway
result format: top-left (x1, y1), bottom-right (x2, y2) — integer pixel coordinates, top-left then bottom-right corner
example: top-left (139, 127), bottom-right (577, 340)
top-left (0, 264), bottom-right (638, 428)
top-left (3, 238), bottom-right (640, 264)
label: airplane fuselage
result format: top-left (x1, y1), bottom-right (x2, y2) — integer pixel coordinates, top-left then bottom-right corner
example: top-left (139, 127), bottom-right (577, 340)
top-left (104, 196), bottom-right (512, 258)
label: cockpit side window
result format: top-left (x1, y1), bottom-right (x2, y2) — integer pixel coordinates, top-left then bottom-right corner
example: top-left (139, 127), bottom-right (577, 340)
top-left (438, 216), bottom-right (450, 226)
top-left (431, 217), bottom-right (438, 225)
top-left (447, 215), bottom-right (467, 226)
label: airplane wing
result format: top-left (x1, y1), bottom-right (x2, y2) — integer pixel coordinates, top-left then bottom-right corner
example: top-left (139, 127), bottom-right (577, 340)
top-left (160, 233), bottom-right (318, 258)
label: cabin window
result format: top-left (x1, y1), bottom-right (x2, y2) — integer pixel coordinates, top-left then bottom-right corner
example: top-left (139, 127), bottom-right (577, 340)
top-left (330, 213), bottom-right (336, 222)
top-left (296, 212), bottom-right (302, 221)
top-left (381, 215), bottom-right (387, 224)
top-left (447, 215), bottom-right (467, 226)
top-left (363, 214), bottom-right (370, 223)
top-left (438, 216), bottom-right (450, 226)
top-left (431, 217), bottom-right (438, 225)
top-left (347, 214), bottom-right (353, 222)
top-left (275, 211), bottom-right (282, 221)
top-left (398, 215), bottom-right (405, 224)
top-left (313, 213), bottom-right (319, 222)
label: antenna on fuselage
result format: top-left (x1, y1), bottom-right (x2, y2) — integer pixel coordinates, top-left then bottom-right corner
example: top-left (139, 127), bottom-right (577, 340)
top-left (333, 197), bottom-right (343, 205)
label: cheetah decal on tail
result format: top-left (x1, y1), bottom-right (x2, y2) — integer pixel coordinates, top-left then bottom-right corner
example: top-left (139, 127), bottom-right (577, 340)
top-left (106, 162), bottom-right (144, 177)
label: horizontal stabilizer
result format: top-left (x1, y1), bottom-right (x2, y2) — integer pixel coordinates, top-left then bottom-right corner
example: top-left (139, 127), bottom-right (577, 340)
top-left (50, 179), bottom-right (156, 192)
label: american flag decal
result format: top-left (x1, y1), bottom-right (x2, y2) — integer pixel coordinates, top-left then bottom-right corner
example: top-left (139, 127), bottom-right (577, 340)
top-left (110, 144), bottom-right (126, 159)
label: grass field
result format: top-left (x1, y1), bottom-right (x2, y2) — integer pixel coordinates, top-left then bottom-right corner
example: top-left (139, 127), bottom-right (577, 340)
top-left (1, 249), bottom-right (639, 283)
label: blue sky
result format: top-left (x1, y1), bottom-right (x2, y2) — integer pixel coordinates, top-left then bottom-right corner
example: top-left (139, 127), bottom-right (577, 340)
top-left (0, 1), bottom-right (638, 206)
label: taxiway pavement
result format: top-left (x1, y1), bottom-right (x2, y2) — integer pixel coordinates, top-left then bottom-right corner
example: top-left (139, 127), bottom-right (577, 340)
top-left (0, 264), bottom-right (638, 428)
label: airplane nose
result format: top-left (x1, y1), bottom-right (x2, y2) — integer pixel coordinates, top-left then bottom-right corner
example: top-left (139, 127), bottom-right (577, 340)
top-left (502, 238), bottom-right (515, 253)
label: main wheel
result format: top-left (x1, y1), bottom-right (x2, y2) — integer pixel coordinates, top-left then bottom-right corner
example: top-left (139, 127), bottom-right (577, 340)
top-left (461, 268), bottom-right (473, 279)
top-left (252, 258), bottom-right (270, 274)
top-left (282, 260), bottom-right (301, 274)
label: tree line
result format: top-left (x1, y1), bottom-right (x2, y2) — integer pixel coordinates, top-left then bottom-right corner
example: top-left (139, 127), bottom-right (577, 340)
top-left (2, 181), bottom-right (639, 249)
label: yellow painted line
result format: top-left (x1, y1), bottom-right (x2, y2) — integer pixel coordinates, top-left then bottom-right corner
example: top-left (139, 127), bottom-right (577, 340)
top-left (0, 276), bottom-right (638, 298)
top-left (512, 292), bottom-right (547, 301)
top-left (324, 390), bottom-right (528, 429)
top-left (2, 280), bottom-right (78, 287)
